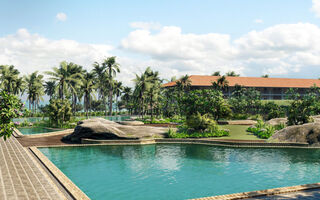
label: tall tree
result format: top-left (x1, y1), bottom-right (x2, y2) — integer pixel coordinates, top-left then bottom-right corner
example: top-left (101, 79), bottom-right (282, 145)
top-left (212, 71), bottom-right (221, 76)
top-left (81, 71), bottom-right (96, 118)
top-left (225, 71), bottom-right (240, 77)
top-left (24, 71), bottom-right (44, 113)
top-left (92, 61), bottom-right (108, 115)
top-left (44, 81), bottom-right (56, 100)
top-left (45, 61), bottom-right (82, 100)
top-left (0, 65), bottom-right (20, 93)
top-left (114, 81), bottom-right (123, 115)
top-left (103, 56), bottom-right (120, 116)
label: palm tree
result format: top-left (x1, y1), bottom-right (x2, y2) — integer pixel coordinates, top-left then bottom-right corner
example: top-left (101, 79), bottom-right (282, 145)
top-left (25, 71), bottom-right (44, 113)
top-left (133, 69), bottom-right (152, 119)
top-left (81, 71), bottom-right (96, 118)
top-left (114, 81), bottom-right (123, 115)
top-left (212, 75), bottom-right (229, 90)
top-left (145, 68), bottom-right (161, 121)
top-left (176, 75), bottom-right (191, 92)
top-left (0, 65), bottom-right (20, 93)
top-left (122, 86), bottom-right (132, 114)
top-left (92, 61), bottom-right (108, 115)
top-left (13, 77), bottom-right (25, 96)
top-left (103, 56), bottom-right (120, 116)
top-left (44, 81), bottom-right (56, 100)
top-left (212, 71), bottom-right (221, 76)
top-left (45, 61), bottom-right (82, 100)
top-left (225, 71), bottom-right (240, 77)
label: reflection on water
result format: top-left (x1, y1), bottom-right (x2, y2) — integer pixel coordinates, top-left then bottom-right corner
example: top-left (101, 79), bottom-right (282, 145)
top-left (40, 144), bottom-right (320, 200)
top-left (13, 116), bottom-right (131, 123)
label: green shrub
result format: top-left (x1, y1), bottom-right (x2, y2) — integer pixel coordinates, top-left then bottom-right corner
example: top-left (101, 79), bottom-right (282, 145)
top-left (48, 99), bottom-right (72, 127)
top-left (262, 102), bottom-right (285, 120)
top-left (246, 120), bottom-right (278, 139)
top-left (0, 91), bottom-right (23, 139)
top-left (186, 113), bottom-right (217, 132)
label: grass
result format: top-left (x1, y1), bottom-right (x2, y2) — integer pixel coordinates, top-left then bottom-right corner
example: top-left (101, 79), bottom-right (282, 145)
top-left (261, 100), bottom-right (293, 106)
top-left (217, 125), bottom-right (264, 140)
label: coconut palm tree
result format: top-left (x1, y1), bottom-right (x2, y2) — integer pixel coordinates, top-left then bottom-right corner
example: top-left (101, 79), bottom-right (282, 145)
top-left (103, 56), bottom-right (120, 116)
top-left (133, 69), bottom-right (152, 119)
top-left (44, 81), bottom-right (56, 100)
top-left (225, 71), bottom-right (240, 77)
top-left (45, 61), bottom-right (83, 100)
top-left (92, 61), bottom-right (108, 115)
top-left (122, 86), bottom-right (132, 114)
top-left (212, 75), bottom-right (229, 90)
top-left (81, 71), bottom-right (96, 118)
top-left (212, 71), bottom-right (221, 76)
top-left (13, 77), bottom-right (25, 96)
top-left (0, 65), bottom-right (20, 93)
top-left (114, 81), bottom-right (123, 115)
top-left (25, 71), bottom-right (44, 113)
top-left (145, 68), bottom-right (161, 121)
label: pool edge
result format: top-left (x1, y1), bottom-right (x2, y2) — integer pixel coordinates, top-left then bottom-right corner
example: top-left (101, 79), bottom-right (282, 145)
top-left (29, 146), bottom-right (90, 200)
top-left (191, 183), bottom-right (320, 200)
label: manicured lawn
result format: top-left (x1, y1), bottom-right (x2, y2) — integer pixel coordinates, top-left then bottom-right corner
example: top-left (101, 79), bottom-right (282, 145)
top-left (218, 125), bottom-right (264, 140)
top-left (261, 100), bottom-right (293, 106)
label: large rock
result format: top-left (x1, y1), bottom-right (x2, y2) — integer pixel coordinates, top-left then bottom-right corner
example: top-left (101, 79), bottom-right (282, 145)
top-left (118, 121), bottom-right (144, 126)
top-left (63, 118), bottom-right (168, 143)
top-left (270, 123), bottom-right (320, 145)
top-left (266, 118), bottom-right (287, 126)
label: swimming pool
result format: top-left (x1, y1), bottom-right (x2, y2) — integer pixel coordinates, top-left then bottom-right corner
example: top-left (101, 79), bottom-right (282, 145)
top-left (18, 127), bottom-right (61, 135)
top-left (39, 144), bottom-right (320, 200)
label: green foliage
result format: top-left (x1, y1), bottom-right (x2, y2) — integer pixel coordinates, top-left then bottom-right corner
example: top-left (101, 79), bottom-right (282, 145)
top-left (287, 99), bottom-right (313, 125)
top-left (48, 99), bottom-right (72, 127)
top-left (168, 113), bottom-right (229, 138)
top-left (229, 87), bottom-right (261, 115)
top-left (186, 113), bottom-right (217, 132)
top-left (180, 89), bottom-right (231, 120)
top-left (262, 102), bottom-right (285, 120)
top-left (246, 120), bottom-right (283, 139)
top-left (167, 125), bottom-right (229, 138)
top-left (0, 91), bottom-right (23, 139)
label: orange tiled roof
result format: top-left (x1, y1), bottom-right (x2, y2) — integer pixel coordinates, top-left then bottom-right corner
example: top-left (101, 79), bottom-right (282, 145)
top-left (162, 75), bottom-right (320, 88)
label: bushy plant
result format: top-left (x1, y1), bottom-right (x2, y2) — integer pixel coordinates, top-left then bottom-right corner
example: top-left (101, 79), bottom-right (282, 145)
top-left (180, 89), bottom-right (231, 120)
top-left (0, 91), bottom-right (23, 139)
top-left (48, 99), bottom-right (72, 127)
top-left (287, 99), bottom-right (313, 125)
top-left (186, 113), bottom-right (217, 132)
top-left (247, 120), bottom-right (279, 139)
top-left (262, 102), bottom-right (285, 120)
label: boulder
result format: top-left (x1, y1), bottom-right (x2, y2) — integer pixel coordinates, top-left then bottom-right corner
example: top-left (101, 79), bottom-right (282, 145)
top-left (118, 121), bottom-right (144, 126)
top-left (270, 122), bottom-right (320, 145)
top-left (311, 115), bottom-right (320, 123)
top-left (266, 118), bottom-right (287, 126)
top-left (63, 118), bottom-right (168, 143)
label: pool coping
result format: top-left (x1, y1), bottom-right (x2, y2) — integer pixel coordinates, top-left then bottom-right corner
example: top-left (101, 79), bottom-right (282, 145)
top-left (191, 183), bottom-right (320, 200)
top-left (20, 136), bottom-right (320, 200)
top-left (29, 146), bottom-right (90, 200)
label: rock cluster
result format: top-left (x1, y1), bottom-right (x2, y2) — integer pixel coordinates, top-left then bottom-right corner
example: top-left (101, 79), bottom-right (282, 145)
top-left (270, 122), bottom-right (320, 145)
top-left (63, 118), bottom-right (168, 143)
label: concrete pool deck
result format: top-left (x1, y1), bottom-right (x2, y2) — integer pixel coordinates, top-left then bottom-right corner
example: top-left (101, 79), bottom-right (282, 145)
top-left (0, 136), bottom-right (66, 199)
top-left (2, 128), bottom-right (320, 199)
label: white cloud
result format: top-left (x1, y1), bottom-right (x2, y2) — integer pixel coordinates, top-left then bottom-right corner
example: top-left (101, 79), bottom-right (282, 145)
top-left (130, 22), bottom-right (162, 30)
top-left (312, 0), bottom-right (320, 17)
top-left (0, 29), bottom-right (112, 75)
top-left (56, 12), bottom-right (67, 21)
top-left (254, 19), bottom-right (263, 24)
top-left (121, 23), bottom-right (320, 78)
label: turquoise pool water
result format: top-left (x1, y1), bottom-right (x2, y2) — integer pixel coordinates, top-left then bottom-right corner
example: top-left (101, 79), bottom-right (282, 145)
top-left (18, 127), bottom-right (60, 135)
top-left (13, 116), bottom-right (130, 123)
top-left (39, 144), bottom-right (320, 200)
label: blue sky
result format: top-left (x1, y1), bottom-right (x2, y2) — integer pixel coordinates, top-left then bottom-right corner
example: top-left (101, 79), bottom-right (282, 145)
top-left (1, 0), bottom-right (320, 85)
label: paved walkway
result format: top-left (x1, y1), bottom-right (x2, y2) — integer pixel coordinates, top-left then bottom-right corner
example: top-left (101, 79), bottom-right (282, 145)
top-left (248, 189), bottom-right (320, 200)
top-left (0, 136), bottom-right (65, 200)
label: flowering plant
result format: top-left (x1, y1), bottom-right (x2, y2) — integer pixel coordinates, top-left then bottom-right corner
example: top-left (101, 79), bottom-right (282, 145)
top-left (0, 91), bottom-right (23, 140)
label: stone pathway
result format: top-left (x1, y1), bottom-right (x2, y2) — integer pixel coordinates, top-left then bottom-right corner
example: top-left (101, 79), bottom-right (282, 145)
top-left (248, 189), bottom-right (320, 199)
top-left (0, 136), bottom-right (66, 200)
